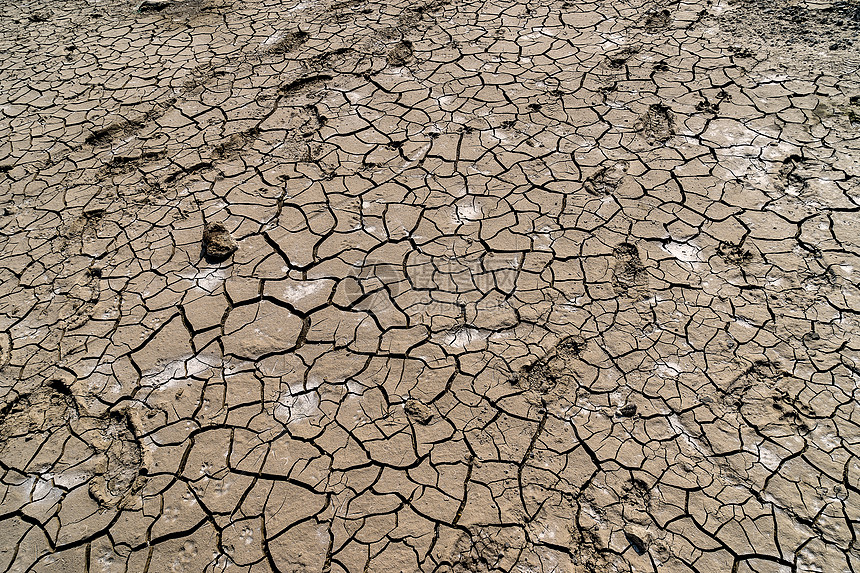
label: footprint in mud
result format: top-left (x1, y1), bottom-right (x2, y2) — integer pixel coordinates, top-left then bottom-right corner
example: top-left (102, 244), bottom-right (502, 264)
top-left (644, 8), bottom-right (671, 32)
top-left (279, 74), bottom-right (332, 96)
top-left (105, 150), bottom-right (168, 174)
top-left (398, 0), bottom-right (451, 28)
top-left (211, 130), bottom-right (257, 159)
top-left (583, 161), bottom-right (628, 196)
top-left (621, 477), bottom-right (651, 509)
top-left (727, 45), bottom-right (756, 59)
top-left (695, 97), bottom-right (720, 115)
top-left (611, 242), bottom-right (648, 296)
top-left (448, 527), bottom-right (527, 573)
top-left (387, 40), bottom-right (414, 66)
top-left (776, 154), bottom-right (806, 195)
top-left (0, 332), bottom-right (10, 370)
top-left (268, 29), bottom-right (309, 54)
top-left (605, 45), bottom-right (639, 69)
top-left (0, 381), bottom-right (77, 442)
top-left (634, 103), bottom-right (674, 144)
top-left (85, 409), bottom-right (147, 507)
top-left (513, 359), bottom-right (561, 394)
top-left (0, 379), bottom-right (146, 508)
top-left (716, 241), bottom-right (753, 265)
top-left (510, 335), bottom-right (586, 396)
top-left (307, 47), bottom-right (370, 74)
top-left (85, 120), bottom-right (138, 147)
top-left (556, 335), bottom-right (586, 358)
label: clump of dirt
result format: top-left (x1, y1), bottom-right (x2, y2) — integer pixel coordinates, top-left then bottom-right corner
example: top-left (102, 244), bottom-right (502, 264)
top-left (404, 399), bottom-right (433, 424)
top-left (202, 222), bottom-right (238, 260)
top-left (616, 403), bottom-right (637, 417)
top-left (137, 0), bottom-right (171, 13)
top-left (634, 103), bottom-right (674, 143)
top-left (612, 242), bottom-right (648, 296)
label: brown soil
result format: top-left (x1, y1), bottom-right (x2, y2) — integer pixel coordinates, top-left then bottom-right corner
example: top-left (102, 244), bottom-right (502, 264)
top-left (1, 0), bottom-right (858, 570)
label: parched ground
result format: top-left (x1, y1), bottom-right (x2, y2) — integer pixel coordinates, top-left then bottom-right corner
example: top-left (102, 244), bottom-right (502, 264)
top-left (1, 0), bottom-right (859, 570)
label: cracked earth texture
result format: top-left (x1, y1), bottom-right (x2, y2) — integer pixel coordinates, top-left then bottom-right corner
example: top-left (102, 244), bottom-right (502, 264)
top-left (1, 0), bottom-right (860, 570)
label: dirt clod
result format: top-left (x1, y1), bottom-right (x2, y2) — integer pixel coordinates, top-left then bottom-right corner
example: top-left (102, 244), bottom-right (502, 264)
top-left (137, 0), bottom-right (171, 12)
top-left (202, 222), bottom-right (238, 260)
top-left (617, 403), bottom-right (637, 417)
top-left (405, 399), bottom-right (433, 424)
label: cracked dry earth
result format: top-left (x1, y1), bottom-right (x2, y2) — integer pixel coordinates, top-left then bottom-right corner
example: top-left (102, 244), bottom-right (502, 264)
top-left (1, 0), bottom-right (860, 571)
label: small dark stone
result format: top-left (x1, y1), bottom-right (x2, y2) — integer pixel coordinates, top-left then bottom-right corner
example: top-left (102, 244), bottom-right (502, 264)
top-left (27, 11), bottom-right (51, 22)
top-left (138, 0), bottom-right (171, 12)
top-left (618, 403), bottom-right (637, 417)
top-left (625, 532), bottom-right (647, 555)
top-left (404, 399), bottom-right (433, 425)
top-left (202, 222), bottom-right (238, 261)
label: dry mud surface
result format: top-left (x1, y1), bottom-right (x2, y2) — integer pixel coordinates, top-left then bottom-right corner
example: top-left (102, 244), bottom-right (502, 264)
top-left (1, 0), bottom-right (860, 570)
